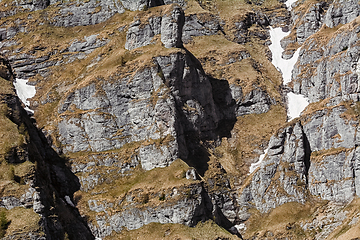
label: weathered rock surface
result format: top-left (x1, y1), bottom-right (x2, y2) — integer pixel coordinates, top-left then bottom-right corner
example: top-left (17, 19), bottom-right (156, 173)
top-left (161, 5), bottom-right (185, 48)
top-left (125, 17), bottom-right (162, 50)
top-left (238, 122), bottom-right (308, 216)
top-left (235, 88), bottom-right (275, 117)
top-left (292, 18), bottom-right (360, 103)
top-left (324, 0), bottom-right (360, 28)
top-left (294, 2), bottom-right (328, 44)
top-left (57, 49), bottom-right (234, 171)
top-left (238, 104), bottom-right (360, 220)
top-left (125, 5), bottom-right (185, 50)
top-left (182, 13), bottom-right (222, 43)
top-left (231, 11), bottom-right (271, 44)
top-left (89, 183), bottom-right (208, 238)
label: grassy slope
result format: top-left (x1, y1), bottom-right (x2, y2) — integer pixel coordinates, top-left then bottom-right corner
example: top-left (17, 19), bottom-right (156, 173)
top-left (2, 0), bottom-right (358, 239)
top-left (0, 76), bottom-right (41, 237)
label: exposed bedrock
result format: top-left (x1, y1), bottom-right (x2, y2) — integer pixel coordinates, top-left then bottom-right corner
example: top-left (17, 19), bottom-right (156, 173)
top-left (292, 20), bottom-right (360, 103)
top-left (57, 49), bottom-right (236, 172)
top-left (0, 56), bottom-right (95, 239)
top-left (238, 105), bottom-right (359, 219)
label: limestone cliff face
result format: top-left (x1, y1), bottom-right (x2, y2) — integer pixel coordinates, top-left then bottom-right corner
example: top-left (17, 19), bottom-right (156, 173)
top-left (1, 0), bottom-right (360, 239)
top-left (231, 1), bottom-right (360, 238)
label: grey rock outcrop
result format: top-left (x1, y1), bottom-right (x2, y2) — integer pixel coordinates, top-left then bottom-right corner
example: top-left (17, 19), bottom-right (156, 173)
top-left (47, 0), bottom-right (184, 28)
top-left (68, 35), bottom-right (108, 53)
top-left (182, 13), bottom-right (222, 43)
top-left (121, 0), bottom-right (185, 11)
top-left (125, 5), bottom-right (185, 50)
top-left (309, 149), bottom-right (357, 202)
top-left (125, 17), bottom-right (162, 50)
top-left (235, 88), bottom-right (275, 117)
top-left (7, 34), bottom-right (108, 78)
top-left (238, 104), bottom-right (360, 219)
top-left (161, 5), bottom-right (185, 48)
top-left (238, 122), bottom-right (308, 216)
top-left (49, 0), bottom-right (125, 27)
top-left (231, 11), bottom-right (271, 44)
top-left (294, 2), bottom-right (327, 44)
top-left (57, 49), bottom-right (234, 170)
top-left (0, 0), bottom-right (50, 19)
top-left (89, 183), bottom-right (208, 238)
top-left (324, 0), bottom-right (360, 28)
top-left (125, 9), bottom-right (222, 50)
top-left (292, 21), bottom-right (360, 103)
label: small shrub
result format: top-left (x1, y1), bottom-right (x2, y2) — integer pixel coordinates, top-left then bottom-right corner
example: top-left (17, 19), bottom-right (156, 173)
top-left (180, 170), bottom-right (186, 179)
top-left (8, 166), bottom-right (15, 181)
top-left (157, 69), bottom-right (164, 80)
top-left (159, 193), bottom-right (165, 201)
top-left (0, 211), bottom-right (9, 237)
top-left (141, 193), bottom-right (149, 204)
top-left (296, 178), bottom-right (306, 187)
top-left (342, 46), bottom-right (348, 51)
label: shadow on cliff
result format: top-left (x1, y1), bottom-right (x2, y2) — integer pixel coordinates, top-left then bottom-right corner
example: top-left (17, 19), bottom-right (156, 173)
top-left (302, 125), bottom-right (312, 185)
top-left (25, 115), bottom-right (95, 240)
top-left (1, 55), bottom-right (94, 239)
top-left (180, 49), bottom-right (237, 176)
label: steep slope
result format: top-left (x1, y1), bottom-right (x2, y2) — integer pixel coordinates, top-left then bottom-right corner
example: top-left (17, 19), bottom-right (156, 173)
top-left (0, 0), bottom-right (360, 239)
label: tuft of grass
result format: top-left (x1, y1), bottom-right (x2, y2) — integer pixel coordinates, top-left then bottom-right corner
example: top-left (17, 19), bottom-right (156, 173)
top-left (104, 220), bottom-right (240, 240)
top-left (214, 105), bottom-right (286, 177)
top-left (244, 200), bottom-right (328, 239)
top-left (0, 211), bottom-right (9, 238)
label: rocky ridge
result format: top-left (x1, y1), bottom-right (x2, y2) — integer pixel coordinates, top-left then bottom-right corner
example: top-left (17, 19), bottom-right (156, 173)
top-left (0, 0), bottom-right (360, 239)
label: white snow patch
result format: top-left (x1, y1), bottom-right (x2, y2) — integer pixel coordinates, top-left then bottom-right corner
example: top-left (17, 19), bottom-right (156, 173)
top-left (13, 78), bottom-right (36, 114)
top-left (286, 0), bottom-right (298, 11)
top-left (249, 148), bottom-right (269, 174)
top-left (287, 92), bottom-right (309, 121)
top-left (269, 26), bottom-right (301, 85)
top-left (64, 195), bottom-right (75, 207)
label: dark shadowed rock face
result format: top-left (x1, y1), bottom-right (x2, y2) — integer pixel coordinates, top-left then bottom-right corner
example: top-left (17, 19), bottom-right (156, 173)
top-left (57, 49), bottom-right (234, 171)
top-left (0, 56), bottom-right (95, 239)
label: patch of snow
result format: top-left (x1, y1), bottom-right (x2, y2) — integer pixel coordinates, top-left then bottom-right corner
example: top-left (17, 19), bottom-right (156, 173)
top-left (64, 195), bottom-right (75, 207)
top-left (269, 27), bottom-right (301, 85)
top-left (287, 92), bottom-right (309, 121)
top-left (13, 78), bottom-right (36, 114)
top-left (286, 0), bottom-right (298, 11)
top-left (249, 148), bottom-right (269, 174)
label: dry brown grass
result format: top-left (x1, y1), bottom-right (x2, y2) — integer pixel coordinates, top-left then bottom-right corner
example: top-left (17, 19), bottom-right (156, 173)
top-left (105, 220), bottom-right (240, 240)
top-left (327, 198), bottom-right (360, 240)
top-left (243, 200), bottom-right (328, 239)
top-left (4, 207), bottom-right (42, 237)
top-left (185, 34), bottom-right (283, 100)
top-left (74, 159), bottom-right (197, 222)
top-left (205, 0), bottom-right (282, 20)
top-left (214, 105), bottom-right (286, 179)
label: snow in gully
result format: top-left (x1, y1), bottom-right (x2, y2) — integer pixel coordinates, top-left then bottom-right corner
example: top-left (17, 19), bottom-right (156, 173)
top-left (268, 26), bottom-right (309, 121)
top-left (250, 1), bottom-right (308, 174)
top-left (13, 78), bottom-right (36, 114)
top-left (285, 0), bottom-right (298, 11)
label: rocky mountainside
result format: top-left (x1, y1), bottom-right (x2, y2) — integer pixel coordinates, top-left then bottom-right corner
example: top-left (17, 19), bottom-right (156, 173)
top-left (0, 0), bottom-right (360, 239)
